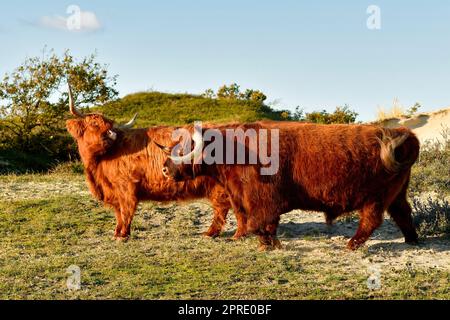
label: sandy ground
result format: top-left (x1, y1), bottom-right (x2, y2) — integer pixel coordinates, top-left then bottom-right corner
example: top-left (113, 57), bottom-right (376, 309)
top-left (160, 200), bottom-right (450, 273)
top-left (0, 180), bottom-right (89, 200)
top-left (1, 176), bottom-right (449, 274)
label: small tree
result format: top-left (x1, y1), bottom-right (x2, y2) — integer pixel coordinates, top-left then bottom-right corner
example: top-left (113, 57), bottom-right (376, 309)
top-left (202, 88), bottom-right (215, 99)
top-left (0, 49), bottom-right (118, 154)
top-left (327, 105), bottom-right (358, 124)
top-left (280, 111), bottom-right (291, 120)
top-left (305, 105), bottom-right (358, 124)
top-left (217, 83), bottom-right (241, 100)
top-left (291, 106), bottom-right (305, 121)
top-left (241, 89), bottom-right (267, 103)
top-left (213, 84), bottom-right (267, 104)
top-left (406, 102), bottom-right (421, 117)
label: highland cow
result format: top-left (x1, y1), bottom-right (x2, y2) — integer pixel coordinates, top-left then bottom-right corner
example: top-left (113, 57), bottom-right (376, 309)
top-left (157, 121), bottom-right (420, 250)
top-left (65, 84), bottom-right (246, 240)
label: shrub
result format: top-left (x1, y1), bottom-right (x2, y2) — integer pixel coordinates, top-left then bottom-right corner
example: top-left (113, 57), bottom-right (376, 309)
top-left (409, 128), bottom-right (449, 237)
top-left (212, 83), bottom-right (267, 103)
top-left (409, 129), bottom-right (450, 196)
top-left (290, 105), bottom-right (358, 124)
top-left (0, 49), bottom-right (118, 155)
top-left (412, 196), bottom-right (450, 237)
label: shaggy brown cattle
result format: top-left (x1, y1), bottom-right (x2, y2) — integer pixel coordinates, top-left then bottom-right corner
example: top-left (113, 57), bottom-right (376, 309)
top-left (65, 84), bottom-right (243, 240)
top-left (157, 121), bottom-right (420, 250)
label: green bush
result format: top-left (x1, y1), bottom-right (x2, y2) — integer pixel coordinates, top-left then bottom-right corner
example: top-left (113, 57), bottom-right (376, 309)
top-left (409, 129), bottom-right (450, 237)
top-left (0, 50), bottom-right (117, 155)
top-left (409, 129), bottom-right (450, 196)
top-left (289, 105), bottom-right (358, 124)
top-left (412, 196), bottom-right (450, 237)
top-left (0, 149), bottom-right (55, 174)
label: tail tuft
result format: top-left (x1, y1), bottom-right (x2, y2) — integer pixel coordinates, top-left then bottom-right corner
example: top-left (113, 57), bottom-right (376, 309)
top-left (377, 129), bottom-right (416, 173)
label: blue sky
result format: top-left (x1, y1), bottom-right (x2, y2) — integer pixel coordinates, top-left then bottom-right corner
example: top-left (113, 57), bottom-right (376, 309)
top-left (1, 0), bottom-right (449, 120)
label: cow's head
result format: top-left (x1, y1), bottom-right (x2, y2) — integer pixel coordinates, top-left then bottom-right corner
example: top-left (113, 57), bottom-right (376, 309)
top-left (154, 130), bottom-right (205, 182)
top-left (66, 83), bottom-right (137, 157)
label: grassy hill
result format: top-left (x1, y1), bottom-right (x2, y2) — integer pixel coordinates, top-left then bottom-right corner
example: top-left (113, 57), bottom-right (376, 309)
top-left (0, 91), bottom-right (287, 173)
top-left (95, 91), bottom-right (287, 126)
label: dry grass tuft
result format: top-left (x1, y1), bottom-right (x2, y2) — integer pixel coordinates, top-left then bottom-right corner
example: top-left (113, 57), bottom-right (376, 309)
top-left (376, 98), bottom-right (406, 121)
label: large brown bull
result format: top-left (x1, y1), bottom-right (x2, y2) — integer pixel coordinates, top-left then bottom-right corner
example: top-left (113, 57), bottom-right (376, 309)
top-left (65, 84), bottom-right (245, 240)
top-left (158, 121), bottom-right (420, 250)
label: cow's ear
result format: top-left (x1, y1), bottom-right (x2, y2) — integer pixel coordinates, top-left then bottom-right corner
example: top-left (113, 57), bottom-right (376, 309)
top-left (66, 119), bottom-right (85, 139)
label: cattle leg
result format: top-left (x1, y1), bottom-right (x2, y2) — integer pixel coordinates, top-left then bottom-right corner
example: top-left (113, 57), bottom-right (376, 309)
top-left (203, 207), bottom-right (228, 238)
top-left (204, 188), bottom-right (232, 237)
top-left (324, 209), bottom-right (341, 226)
top-left (347, 202), bottom-right (384, 250)
top-left (247, 216), bottom-right (281, 251)
top-left (231, 212), bottom-right (248, 240)
top-left (118, 196), bottom-right (137, 241)
top-left (267, 218), bottom-right (282, 249)
top-left (227, 195), bottom-right (249, 240)
top-left (113, 208), bottom-right (124, 240)
top-left (387, 193), bottom-right (418, 244)
top-left (118, 214), bottom-right (133, 241)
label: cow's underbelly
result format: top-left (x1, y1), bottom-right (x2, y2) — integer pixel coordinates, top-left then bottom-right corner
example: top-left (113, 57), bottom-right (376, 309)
top-left (273, 171), bottom-right (384, 215)
top-left (135, 178), bottom-right (211, 203)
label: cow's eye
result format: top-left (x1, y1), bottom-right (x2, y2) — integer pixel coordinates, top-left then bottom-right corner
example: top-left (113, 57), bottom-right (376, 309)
top-left (106, 130), bottom-right (117, 141)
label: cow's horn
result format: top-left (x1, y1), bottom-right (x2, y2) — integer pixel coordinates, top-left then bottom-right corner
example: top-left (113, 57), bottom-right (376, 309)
top-left (119, 113), bottom-right (138, 129)
top-left (68, 83), bottom-right (84, 117)
top-left (153, 140), bottom-right (172, 155)
top-left (169, 130), bottom-right (203, 163)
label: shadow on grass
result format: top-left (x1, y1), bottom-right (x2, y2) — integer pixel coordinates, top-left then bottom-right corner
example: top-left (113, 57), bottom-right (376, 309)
top-left (368, 235), bottom-right (450, 253)
top-left (219, 219), bottom-right (449, 253)
top-left (276, 219), bottom-right (404, 240)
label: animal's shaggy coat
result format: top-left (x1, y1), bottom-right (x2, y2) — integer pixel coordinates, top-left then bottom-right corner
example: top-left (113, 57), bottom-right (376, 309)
top-left (66, 114), bottom-right (235, 240)
top-left (162, 121), bottom-right (420, 250)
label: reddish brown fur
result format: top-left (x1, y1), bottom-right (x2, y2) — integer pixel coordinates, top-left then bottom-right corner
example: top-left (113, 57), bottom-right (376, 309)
top-left (66, 114), bottom-right (239, 240)
top-left (162, 121), bottom-right (420, 250)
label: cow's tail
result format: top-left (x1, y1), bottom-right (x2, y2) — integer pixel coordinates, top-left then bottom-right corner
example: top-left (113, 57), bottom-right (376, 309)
top-left (377, 128), bottom-right (420, 173)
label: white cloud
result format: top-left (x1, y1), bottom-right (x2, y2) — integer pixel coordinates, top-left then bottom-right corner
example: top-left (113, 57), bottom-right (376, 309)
top-left (39, 9), bottom-right (101, 32)
top-left (40, 15), bottom-right (67, 30)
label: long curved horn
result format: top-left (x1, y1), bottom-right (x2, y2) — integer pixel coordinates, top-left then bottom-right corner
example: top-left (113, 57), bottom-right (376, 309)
top-left (169, 130), bottom-right (203, 164)
top-left (119, 113), bottom-right (138, 129)
top-left (68, 83), bottom-right (84, 117)
top-left (153, 140), bottom-right (172, 155)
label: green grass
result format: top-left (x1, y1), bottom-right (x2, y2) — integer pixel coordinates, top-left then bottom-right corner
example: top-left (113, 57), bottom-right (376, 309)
top-left (1, 130), bottom-right (448, 299)
top-left (95, 91), bottom-right (286, 127)
top-left (0, 173), bottom-right (449, 299)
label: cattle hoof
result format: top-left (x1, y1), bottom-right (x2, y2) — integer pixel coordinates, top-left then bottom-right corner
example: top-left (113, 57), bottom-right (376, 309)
top-left (405, 238), bottom-right (419, 245)
top-left (115, 236), bottom-right (129, 243)
top-left (202, 230), bottom-right (221, 238)
top-left (258, 244), bottom-right (275, 252)
top-left (347, 239), bottom-right (363, 251)
top-left (232, 232), bottom-right (247, 241)
top-left (272, 239), bottom-right (283, 250)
